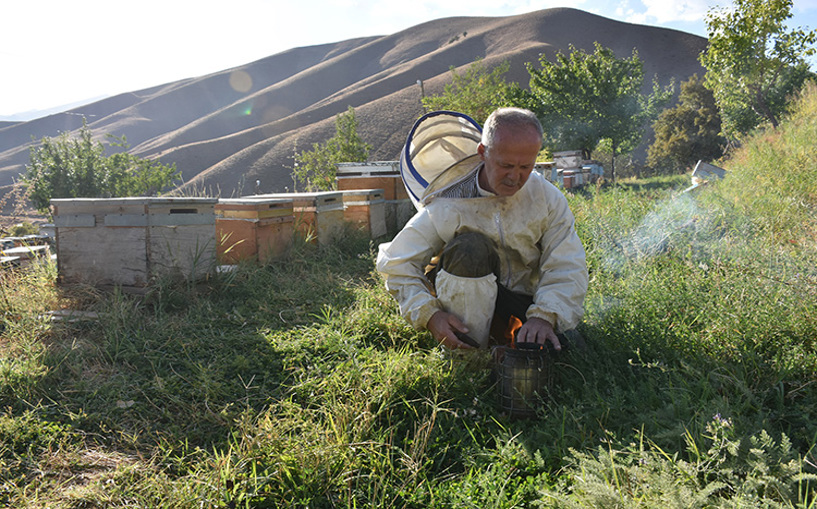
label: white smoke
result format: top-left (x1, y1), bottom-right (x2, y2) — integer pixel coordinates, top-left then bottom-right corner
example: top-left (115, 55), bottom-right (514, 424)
top-left (603, 192), bottom-right (702, 272)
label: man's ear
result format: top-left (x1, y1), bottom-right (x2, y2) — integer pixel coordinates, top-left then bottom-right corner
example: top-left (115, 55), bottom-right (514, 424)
top-left (477, 143), bottom-right (487, 159)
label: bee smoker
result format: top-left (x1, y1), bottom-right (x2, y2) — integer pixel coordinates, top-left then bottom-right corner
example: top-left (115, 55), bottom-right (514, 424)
top-left (497, 342), bottom-right (554, 418)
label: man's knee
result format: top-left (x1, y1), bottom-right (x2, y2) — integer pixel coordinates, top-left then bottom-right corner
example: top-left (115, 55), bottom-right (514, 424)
top-left (440, 231), bottom-right (500, 278)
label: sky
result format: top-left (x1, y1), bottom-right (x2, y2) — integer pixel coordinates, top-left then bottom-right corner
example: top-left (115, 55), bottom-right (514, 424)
top-left (3, 0), bottom-right (817, 121)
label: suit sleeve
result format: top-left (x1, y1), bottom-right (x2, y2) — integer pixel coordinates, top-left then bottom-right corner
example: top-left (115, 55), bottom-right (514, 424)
top-left (526, 188), bottom-right (588, 332)
top-left (375, 210), bottom-right (447, 330)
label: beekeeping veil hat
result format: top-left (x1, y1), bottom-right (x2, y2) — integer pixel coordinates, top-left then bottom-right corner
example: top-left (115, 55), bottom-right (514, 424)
top-left (400, 111), bottom-right (483, 210)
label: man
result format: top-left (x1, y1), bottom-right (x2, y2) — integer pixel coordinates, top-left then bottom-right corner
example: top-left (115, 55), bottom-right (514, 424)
top-left (376, 107), bottom-right (588, 350)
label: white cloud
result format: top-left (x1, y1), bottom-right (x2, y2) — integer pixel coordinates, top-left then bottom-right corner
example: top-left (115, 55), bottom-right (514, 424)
top-left (638, 0), bottom-right (717, 23)
top-left (614, 0), bottom-right (646, 24)
top-left (794, 0), bottom-right (817, 11)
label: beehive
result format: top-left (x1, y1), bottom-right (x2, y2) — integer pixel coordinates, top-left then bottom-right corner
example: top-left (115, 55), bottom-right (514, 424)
top-left (340, 189), bottom-right (387, 238)
top-left (215, 198), bottom-right (294, 264)
top-left (336, 162), bottom-right (414, 232)
top-left (253, 192), bottom-right (344, 245)
top-left (562, 170), bottom-right (577, 189)
top-left (0, 245), bottom-right (50, 268)
top-left (52, 197), bottom-right (217, 289)
top-left (336, 162), bottom-right (406, 200)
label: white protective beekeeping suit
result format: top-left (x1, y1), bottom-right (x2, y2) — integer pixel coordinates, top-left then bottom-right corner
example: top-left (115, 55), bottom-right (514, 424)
top-left (378, 111), bottom-right (587, 348)
top-left (376, 171), bottom-right (588, 347)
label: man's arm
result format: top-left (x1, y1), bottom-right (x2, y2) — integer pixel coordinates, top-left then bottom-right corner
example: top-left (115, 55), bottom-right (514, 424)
top-left (526, 186), bottom-right (589, 335)
top-left (375, 211), bottom-right (448, 331)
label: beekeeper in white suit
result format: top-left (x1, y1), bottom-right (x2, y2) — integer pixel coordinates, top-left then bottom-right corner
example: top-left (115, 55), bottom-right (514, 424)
top-left (376, 107), bottom-right (587, 350)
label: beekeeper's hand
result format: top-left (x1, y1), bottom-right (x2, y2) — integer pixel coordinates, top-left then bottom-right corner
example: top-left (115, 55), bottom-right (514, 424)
top-left (427, 310), bottom-right (474, 349)
top-left (516, 317), bottom-right (561, 351)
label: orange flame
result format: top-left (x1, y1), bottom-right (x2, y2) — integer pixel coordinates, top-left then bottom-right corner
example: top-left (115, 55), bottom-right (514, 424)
top-left (505, 316), bottom-right (523, 347)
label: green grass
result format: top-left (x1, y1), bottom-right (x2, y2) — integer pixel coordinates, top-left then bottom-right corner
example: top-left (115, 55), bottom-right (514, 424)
top-left (3, 90), bottom-right (817, 506)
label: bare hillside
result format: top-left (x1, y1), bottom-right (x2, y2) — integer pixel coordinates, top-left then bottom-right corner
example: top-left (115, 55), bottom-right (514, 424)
top-left (0, 8), bottom-right (706, 199)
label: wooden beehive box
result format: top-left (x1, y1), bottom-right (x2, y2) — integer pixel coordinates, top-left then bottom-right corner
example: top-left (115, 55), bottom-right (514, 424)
top-left (562, 170), bottom-right (576, 189)
top-left (52, 197), bottom-right (217, 289)
top-left (336, 162), bottom-right (407, 201)
top-left (215, 198), bottom-right (294, 264)
top-left (0, 256), bottom-right (18, 269)
top-left (1, 245), bottom-right (51, 268)
top-left (336, 162), bottom-right (414, 233)
top-left (253, 192), bottom-right (344, 245)
top-left (340, 189), bottom-right (387, 238)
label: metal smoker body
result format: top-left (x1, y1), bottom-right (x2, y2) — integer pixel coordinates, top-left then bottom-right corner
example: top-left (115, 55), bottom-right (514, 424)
top-left (497, 343), bottom-right (554, 418)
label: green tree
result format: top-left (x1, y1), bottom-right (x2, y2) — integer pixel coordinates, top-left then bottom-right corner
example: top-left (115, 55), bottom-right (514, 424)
top-left (22, 120), bottom-right (180, 213)
top-left (293, 106), bottom-right (371, 191)
top-left (421, 59), bottom-right (523, 124)
top-left (700, 0), bottom-right (816, 138)
top-left (527, 42), bottom-right (673, 181)
top-left (647, 74), bottom-right (727, 174)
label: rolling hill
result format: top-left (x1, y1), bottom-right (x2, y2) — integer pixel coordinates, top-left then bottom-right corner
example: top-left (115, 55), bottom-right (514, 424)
top-left (0, 7), bottom-right (707, 204)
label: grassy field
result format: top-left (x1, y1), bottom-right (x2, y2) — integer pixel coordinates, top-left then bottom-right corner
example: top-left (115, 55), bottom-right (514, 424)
top-left (3, 88), bottom-right (817, 507)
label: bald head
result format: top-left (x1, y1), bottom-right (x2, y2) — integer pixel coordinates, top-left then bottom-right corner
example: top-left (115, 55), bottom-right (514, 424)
top-left (481, 108), bottom-right (544, 150)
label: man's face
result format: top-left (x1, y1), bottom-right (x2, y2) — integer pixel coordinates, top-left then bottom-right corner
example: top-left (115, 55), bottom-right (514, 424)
top-left (477, 125), bottom-right (541, 197)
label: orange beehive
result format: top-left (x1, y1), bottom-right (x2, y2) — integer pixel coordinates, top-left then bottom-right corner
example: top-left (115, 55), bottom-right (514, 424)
top-left (253, 192), bottom-right (344, 245)
top-left (336, 162), bottom-right (414, 233)
top-left (336, 162), bottom-right (407, 201)
top-left (340, 189), bottom-right (387, 238)
top-left (562, 170), bottom-right (576, 189)
top-left (215, 198), bottom-right (294, 264)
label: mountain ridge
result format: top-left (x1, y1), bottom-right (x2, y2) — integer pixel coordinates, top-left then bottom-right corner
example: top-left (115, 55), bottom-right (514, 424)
top-left (0, 7), bottom-right (707, 201)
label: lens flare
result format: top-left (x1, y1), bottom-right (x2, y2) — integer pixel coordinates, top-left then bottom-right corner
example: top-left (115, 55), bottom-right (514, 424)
top-left (229, 70), bottom-right (253, 93)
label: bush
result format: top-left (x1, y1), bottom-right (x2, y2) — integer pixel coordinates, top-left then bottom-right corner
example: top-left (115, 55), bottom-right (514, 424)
top-left (22, 119), bottom-right (180, 214)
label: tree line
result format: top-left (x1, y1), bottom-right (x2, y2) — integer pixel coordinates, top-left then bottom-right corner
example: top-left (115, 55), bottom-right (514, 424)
top-left (20, 0), bottom-right (816, 206)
